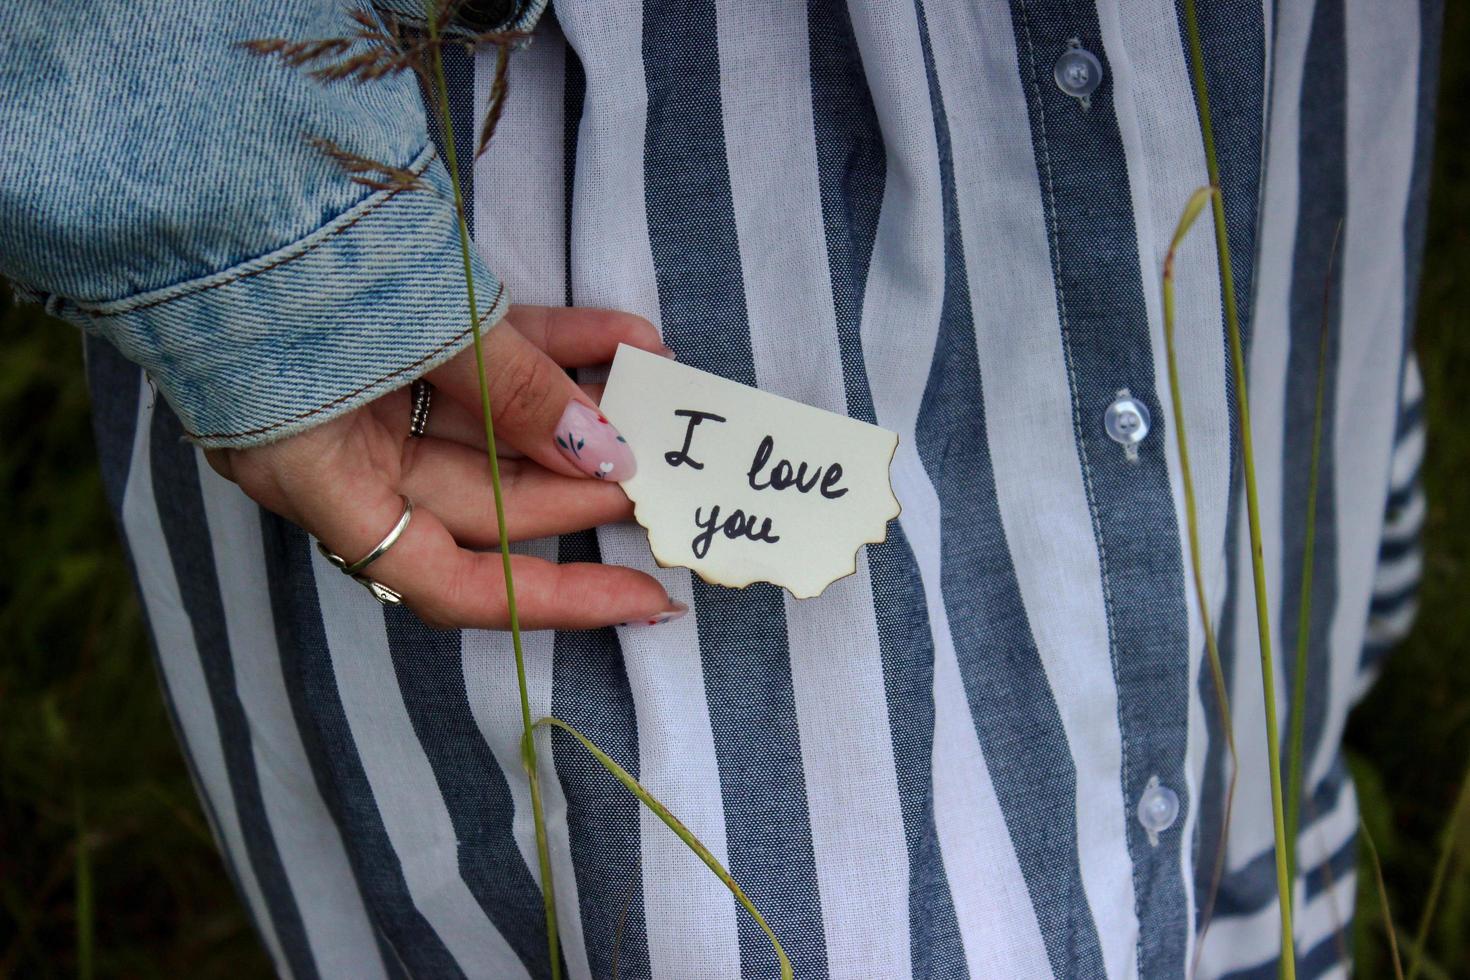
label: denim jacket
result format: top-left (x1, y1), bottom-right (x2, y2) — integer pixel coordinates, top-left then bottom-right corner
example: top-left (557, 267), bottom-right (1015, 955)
top-left (1, 0), bottom-right (545, 447)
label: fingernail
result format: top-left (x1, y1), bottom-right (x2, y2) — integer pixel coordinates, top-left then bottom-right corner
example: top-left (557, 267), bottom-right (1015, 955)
top-left (657, 344), bottom-right (677, 359)
top-left (622, 601), bottom-right (689, 628)
top-left (554, 401), bottom-right (636, 480)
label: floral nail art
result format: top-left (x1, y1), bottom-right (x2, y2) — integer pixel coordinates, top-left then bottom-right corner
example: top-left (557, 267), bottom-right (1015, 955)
top-left (555, 401), bottom-right (636, 481)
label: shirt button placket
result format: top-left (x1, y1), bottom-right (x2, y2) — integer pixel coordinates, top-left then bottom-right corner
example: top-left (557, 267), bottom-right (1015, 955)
top-left (1034, 13), bottom-right (1189, 971)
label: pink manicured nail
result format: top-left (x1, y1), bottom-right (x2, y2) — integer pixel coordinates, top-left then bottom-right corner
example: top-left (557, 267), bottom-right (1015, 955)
top-left (554, 401), bottom-right (636, 480)
top-left (622, 601), bottom-right (689, 628)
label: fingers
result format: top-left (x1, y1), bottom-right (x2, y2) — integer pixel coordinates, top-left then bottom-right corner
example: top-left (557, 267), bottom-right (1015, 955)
top-left (223, 389), bottom-right (684, 633)
top-left (366, 378), bottom-right (489, 450)
top-left (417, 382), bottom-right (604, 454)
top-left (509, 305), bottom-right (670, 366)
top-left (425, 321), bottom-right (618, 479)
top-left (426, 307), bottom-right (667, 481)
top-left (397, 437), bottom-right (633, 546)
top-left (326, 490), bottom-right (676, 630)
top-left (461, 556), bottom-right (681, 631)
top-left (419, 388), bottom-right (487, 447)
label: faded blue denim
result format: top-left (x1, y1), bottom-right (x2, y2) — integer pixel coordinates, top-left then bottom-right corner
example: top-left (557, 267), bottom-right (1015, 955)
top-left (0, 0), bottom-right (545, 447)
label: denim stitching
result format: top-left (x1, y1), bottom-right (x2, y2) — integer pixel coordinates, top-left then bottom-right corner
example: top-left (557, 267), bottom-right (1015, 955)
top-left (70, 145), bottom-right (439, 316)
top-left (187, 279), bottom-right (505, 441)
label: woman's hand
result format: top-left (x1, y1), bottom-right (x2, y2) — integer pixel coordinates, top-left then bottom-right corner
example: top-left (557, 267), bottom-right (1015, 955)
top-left (205, 305), bottom-right (685, 631)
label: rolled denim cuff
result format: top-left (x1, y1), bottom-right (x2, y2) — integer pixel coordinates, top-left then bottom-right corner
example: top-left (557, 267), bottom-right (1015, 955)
top-left (48, 144), bottom-right (509, 449)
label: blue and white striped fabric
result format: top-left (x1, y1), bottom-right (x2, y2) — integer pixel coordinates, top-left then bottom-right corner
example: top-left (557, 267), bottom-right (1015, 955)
top-left (84, 0), bottom-right (1438, 976)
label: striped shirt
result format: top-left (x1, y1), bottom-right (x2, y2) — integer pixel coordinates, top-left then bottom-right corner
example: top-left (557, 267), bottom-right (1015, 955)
top-left (85, 0), bottom-right (1437, 976)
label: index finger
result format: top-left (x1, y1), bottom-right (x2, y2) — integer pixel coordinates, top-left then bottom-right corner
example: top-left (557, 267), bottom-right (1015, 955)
top-left (509, 305), bottom-right (671, 366)
top-left (426, 317), bottom-right (630, 481)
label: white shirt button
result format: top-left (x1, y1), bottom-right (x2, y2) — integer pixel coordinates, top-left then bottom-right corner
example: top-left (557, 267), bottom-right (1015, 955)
top-left (1137, 776), bottom-right (1180, 845)
top-left (1104, 390), bottom-right (1151, 447)
top-left (1054, 40), bottom-right (1103, 104)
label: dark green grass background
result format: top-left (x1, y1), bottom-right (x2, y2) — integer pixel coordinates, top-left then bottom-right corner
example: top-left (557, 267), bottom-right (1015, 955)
top-left (2, 14), bottom-right (1468, 975)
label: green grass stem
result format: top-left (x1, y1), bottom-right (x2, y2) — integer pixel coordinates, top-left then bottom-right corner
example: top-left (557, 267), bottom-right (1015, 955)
top-left (1399, 934), bottom-right (1455, 980)
top-left (1407, 770), bottom-right (1470, 980)
top-left (1179, 3), bottom-right (1296, 972)
top-left (1361, 818), bottom-right (1406, 980)
top-left (426, 16), bottom-right (784, 975)
top-left (425, 11), bottom-right (561, 977)
top-left (536, 717), bottom-right (794, 979)
top-left (1283, 221), bottom-right (1341, 906)
top-left (1163, 188), bottom-right (1242, 980)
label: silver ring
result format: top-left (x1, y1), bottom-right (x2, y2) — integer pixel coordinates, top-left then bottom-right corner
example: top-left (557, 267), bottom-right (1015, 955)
top-left (409, 379), bottom-right (433, 438)
top-left (316, 496), bottom-right (414, 606)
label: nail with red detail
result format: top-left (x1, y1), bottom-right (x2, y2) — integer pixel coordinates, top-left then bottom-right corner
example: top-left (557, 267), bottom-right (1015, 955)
top-left (554, 401), bottom-right (636, 480)
top-left (621, 601), bottom-right (689, 628)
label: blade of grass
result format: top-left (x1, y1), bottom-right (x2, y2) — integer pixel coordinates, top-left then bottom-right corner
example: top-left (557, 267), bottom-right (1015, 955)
top-left (1283, 220), bottom-right (1342, 907)
top-left (424, 8), bottom-right (561, 977)
top-left (1179, 2), bottom-right (1296, 974)
top-left (1361, 817), bottom-right (1406, 980)
top-left (1163, 187), bottom-right (1242, 980)
top-left (1407, 768), bottom-right (1470, 980)
top-left (1399, 934), bottom-right (1455, 980)
top-left (425, 13), bottom-right (788, 976)
top-left (536, 717), bottom-right (794, 979)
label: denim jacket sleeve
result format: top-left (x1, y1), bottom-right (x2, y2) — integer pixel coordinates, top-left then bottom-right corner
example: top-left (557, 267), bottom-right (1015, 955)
top-left (1, 0), bottom-right (545, 448)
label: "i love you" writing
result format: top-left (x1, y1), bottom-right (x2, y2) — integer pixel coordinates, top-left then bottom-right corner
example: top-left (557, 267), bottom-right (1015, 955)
top-left (663, 409), bottom-right (849, 560)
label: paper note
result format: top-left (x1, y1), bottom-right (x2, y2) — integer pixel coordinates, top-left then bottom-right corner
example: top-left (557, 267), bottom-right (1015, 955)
top-left (599, 344), bottom-right (901, 600)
